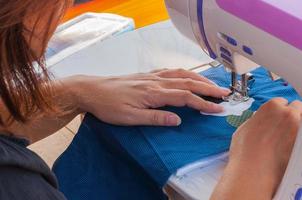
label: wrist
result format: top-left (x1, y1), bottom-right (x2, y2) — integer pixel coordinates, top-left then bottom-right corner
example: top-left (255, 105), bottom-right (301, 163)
top-left (219, 159), bottom-right (277, 200)
top-left (62, 75), bottom-right (104, 114)
top-left (58, 75), bottom-right (89, 115)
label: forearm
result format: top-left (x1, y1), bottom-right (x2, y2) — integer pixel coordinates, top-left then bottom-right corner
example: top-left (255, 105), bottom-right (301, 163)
top-left (0, 76), bottom-right (84, 143)
top-left (0, 68), bottom-right (233, 142)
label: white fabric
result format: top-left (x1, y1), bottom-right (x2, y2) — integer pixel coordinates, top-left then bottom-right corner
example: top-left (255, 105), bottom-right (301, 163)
top-left (201, 98), bottom-right (255, 117)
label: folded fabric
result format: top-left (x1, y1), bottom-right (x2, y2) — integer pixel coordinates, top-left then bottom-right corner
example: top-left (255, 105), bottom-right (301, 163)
top-left (53, 66), bottom-right (301, 200)
top-left (53, 120), bottom-right (167, 200)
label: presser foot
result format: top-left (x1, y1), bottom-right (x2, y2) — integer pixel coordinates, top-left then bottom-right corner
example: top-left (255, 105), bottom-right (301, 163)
top-left (223, 92), bottom-right (250, 105)
top-left (223, 72), bottom-right (250, 105)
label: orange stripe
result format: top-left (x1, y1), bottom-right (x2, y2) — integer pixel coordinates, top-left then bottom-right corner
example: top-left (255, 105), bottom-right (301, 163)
top-left (64, 0), bottom-right (169, 28)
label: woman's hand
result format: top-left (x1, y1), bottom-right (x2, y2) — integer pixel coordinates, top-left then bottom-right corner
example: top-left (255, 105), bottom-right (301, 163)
top-left (211, 98), bottom-right (302, 200)
top-left (70, 68), bottom-right (231, 126)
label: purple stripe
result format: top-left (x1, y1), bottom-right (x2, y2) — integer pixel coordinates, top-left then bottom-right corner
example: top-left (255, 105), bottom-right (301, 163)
top-left (197, 0), bottom-right (217, 59)
top-left (216, 0), bottom-right (302, 51)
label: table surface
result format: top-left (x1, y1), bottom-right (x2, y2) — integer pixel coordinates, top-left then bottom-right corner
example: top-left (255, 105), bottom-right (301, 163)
top-left (65, 0), bottom-right (170, 28)
top-left (50, 21), bottom-right (212, 78)
top-left (49, 20), bottom-right (212, 78)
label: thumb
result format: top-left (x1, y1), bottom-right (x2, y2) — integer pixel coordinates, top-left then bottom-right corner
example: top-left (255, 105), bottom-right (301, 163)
top-left (130, 109), bottom-right (182, 126)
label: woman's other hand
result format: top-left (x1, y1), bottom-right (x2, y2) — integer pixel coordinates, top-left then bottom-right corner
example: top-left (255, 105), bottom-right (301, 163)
top-left (70, 68), bottom-right (230, 126)
top-left (211, 98), bottom-right (302, 200)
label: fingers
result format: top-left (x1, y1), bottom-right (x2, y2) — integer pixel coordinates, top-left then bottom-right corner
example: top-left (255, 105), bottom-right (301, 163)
top-left (153, 89), bottom-right (224, 113)
top-left (249, 98), bottom-right (288, 123)
top-left (269, 97), bottom-right (289, 106)
top-left (123, 87), bottom-right (225, 126)
top-left (289, 100), bottom-right (302, 114)
top-left (150, 68), bottom-right (169, 73)
top-left (128, 108), bottom-right (182, 126)
top-left (151, 68), bottom-right (231, 98)
top-left (259, 98), bottom-right (288, 113)
top-left (280, 101), bottom-right (302, 139)
top-left (287, 100), bottom-right (302, 129)
top-left (161, 78), bottom-right (231, 98)
top-left (155, 68), bottom-right (216, 85)
top-left (258, 99), bottom-right (302, 132)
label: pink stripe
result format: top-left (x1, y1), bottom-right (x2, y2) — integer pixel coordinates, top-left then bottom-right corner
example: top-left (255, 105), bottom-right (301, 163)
top-left (216, 0), bottom-right (302, 51)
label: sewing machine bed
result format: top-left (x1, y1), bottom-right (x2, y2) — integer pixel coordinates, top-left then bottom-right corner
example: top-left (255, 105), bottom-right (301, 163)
top-left (53, 66), bottom-right (301, 200)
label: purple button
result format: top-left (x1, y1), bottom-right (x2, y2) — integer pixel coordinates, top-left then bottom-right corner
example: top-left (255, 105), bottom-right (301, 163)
top-left (226, 36), bottom-right (237, 46)
top-left (220, 47), bottom-right (232, 57)
top-left (243, 45), bottom-right (253, 55)
top-left (221, 53), bottom-right (233, 64)
top-left (295, 188), bottom-right (302, 200)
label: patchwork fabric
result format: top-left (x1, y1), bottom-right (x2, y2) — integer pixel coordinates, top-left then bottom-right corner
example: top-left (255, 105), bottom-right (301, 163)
top-left (53, 66), bottom-right (301, 200)
top-left (226, 109), bottom-right (254, 128)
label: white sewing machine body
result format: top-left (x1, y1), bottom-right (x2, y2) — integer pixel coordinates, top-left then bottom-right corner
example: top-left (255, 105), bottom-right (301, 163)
top-left (164, 0), bottom-right (302, 199)
top-left (165, 0), bottom-right (302, 94)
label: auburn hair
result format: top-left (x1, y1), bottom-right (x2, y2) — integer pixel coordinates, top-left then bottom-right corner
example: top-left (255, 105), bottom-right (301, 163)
top-left (0, 0), bottom-right (72, 125)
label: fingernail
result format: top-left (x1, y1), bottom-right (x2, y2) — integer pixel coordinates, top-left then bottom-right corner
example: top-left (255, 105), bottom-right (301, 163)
top-left (221, 87), bottom-right (232, 94)
top-left (211, 103), bottom-right (224, 112)
top-left (166, 115), bottom-right (182, 126)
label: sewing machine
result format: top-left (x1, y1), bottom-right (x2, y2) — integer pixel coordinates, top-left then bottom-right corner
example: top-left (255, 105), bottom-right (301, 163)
top-left (165, 0), bottom-right (302, 102)
top-left (165, 0), bottom-right (302, 199)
